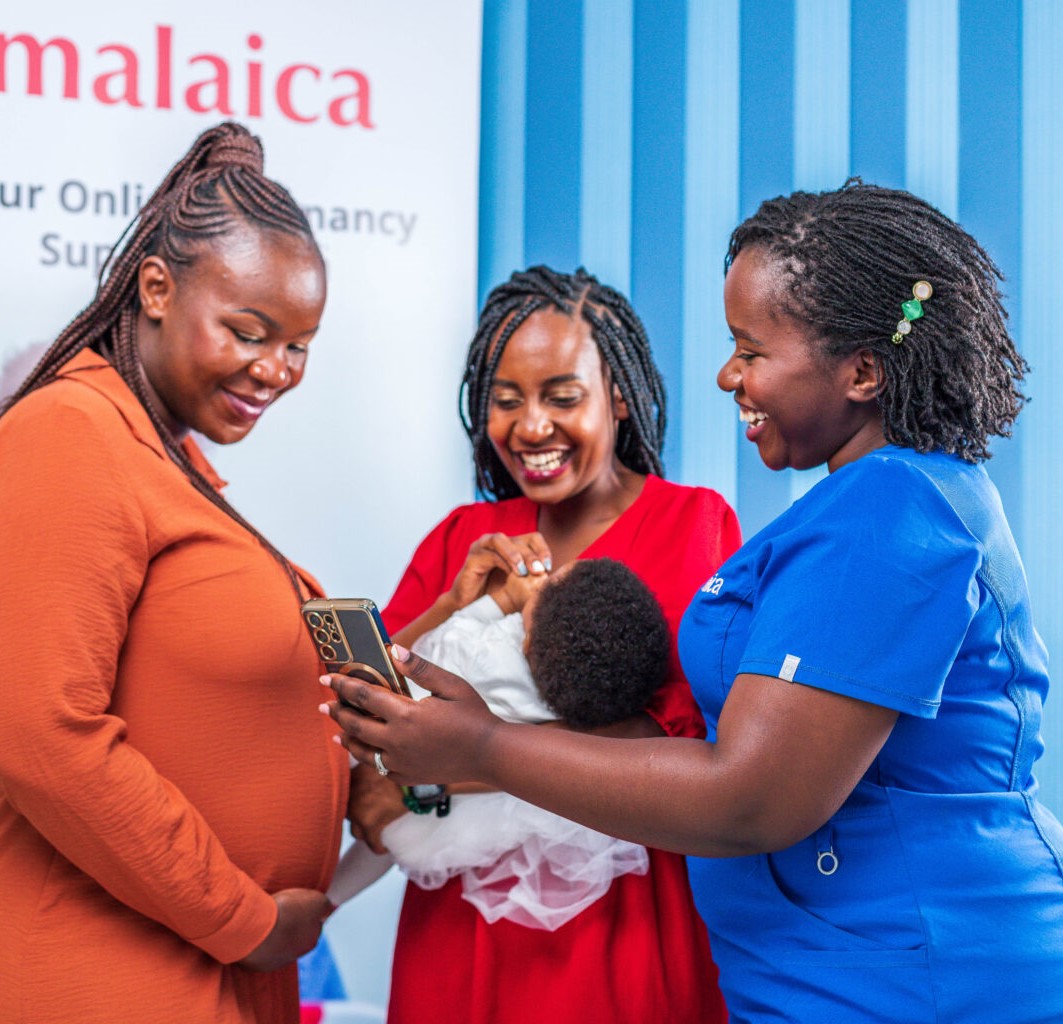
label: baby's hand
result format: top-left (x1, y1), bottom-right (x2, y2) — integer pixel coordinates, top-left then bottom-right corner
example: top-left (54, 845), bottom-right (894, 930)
top-left (488, 566), bottom-right (547, 615)
top-left (448, 531), bottom-right (551, 609)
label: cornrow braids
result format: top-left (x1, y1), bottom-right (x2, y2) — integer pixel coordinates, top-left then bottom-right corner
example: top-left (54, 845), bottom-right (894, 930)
top-left (2, 121), bottom-right (320, 595)
top-left (461, 265), bottom-right (667, 499)
top-left (726, 179), bottom-right (1027, 463)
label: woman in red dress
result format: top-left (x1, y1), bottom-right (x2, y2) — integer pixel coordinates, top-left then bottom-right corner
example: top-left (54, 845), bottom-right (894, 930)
top-left (354, 266), bottom-right (739, 1024)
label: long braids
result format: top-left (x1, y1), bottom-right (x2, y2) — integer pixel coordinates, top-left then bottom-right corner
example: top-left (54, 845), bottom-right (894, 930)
top-left (461, 266), bottom-right (667, 499)
top-left (2, 122), bottom-right (319, 593)
top-left (727, 180), bottom-right (1027, 463)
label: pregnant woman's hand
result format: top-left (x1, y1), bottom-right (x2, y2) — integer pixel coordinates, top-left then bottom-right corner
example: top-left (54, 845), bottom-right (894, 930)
top-left (238, 889), bottom-right (333, 972)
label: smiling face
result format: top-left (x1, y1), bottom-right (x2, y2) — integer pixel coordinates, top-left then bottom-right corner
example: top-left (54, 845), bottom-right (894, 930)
top-left (486, 308), bottom-right (630, 506)
top-left (136, 225), bottom-right (326, 444)
top-left (717, 247), bottom-right (885, 473)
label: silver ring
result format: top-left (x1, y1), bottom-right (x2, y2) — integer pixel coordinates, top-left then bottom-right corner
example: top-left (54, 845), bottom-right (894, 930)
top-left (374, 750), bottom-right (389, 776)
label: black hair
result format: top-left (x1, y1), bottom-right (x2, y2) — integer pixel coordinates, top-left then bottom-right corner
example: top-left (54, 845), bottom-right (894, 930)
top-left (1, 122), bottom-right (320, 593)
top-left (526, 558), bottom-right (670, 730)
top-left (726, 179), bottom-right (1027, 463)
top-left (460, 265), bottom-right (667, 499)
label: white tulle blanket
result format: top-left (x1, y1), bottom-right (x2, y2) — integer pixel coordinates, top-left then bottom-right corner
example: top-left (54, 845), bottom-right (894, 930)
top-left (382, 792), bottom-right (648, 931)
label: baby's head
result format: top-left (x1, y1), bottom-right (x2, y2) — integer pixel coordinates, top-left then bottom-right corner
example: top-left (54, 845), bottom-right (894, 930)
top-left (523, 558), bottom-right (670, 729)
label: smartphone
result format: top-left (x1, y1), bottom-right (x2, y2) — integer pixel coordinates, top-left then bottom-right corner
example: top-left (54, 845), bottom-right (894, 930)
top-left (304, 598), bottom-right (449, 816)
top-left (301, 598), bottom-right (410, 702)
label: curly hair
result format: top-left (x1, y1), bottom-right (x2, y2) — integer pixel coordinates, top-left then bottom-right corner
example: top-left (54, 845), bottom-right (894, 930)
top-left (460, 265), bottom-right (667, 499)
top-left (1, 122), bottom-right (320, 594)
top-left (525, 558), bottom-right (670, 730)
top-left (726, 180), bottom-right (1027, 463)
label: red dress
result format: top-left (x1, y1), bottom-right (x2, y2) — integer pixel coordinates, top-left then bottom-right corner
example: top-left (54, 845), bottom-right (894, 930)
top-left (381, 475), bottom-right (740, 1024)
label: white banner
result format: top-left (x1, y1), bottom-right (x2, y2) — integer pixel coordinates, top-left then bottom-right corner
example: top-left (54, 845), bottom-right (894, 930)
top-left (1, 1), bottom-right (484, 1011)
top-left (1, 2), bottom-right (482, 598)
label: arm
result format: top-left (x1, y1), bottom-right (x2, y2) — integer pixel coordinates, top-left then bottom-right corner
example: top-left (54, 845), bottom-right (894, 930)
top-left (326, 655), bottom-right (896, 857)
top-left (327, 839), bottom-right (396, 906)
top-left (332, 463), bottom-right (983, 856)
top-left (346, 512), bottom-right (495, 848)
top-left (584, 714), bottom-right (664, 739)
top-left (349, 529), bottom-right (555, 835)
top-left (0, 397), bottom-right (321, 965)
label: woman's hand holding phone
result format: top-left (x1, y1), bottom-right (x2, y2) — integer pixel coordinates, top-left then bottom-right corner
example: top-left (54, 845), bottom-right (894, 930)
top-left (324, 645), bottom-right (500, 787)
top-left (301, 599), bottom-right (410, 711)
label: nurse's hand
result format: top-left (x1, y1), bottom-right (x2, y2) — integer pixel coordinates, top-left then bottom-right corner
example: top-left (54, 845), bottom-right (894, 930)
top-left (322, 646), bottom-right (500, 786)
top-left (239, 888), bottom-right (333, 972)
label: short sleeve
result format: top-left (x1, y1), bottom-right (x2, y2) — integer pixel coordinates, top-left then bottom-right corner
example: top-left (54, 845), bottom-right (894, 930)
top-left (382, 506), bottom-right (474, 633)
top-left (630, 485), bottom-right (742, 738)
top-left (739, 459), bottom-right (983, 717)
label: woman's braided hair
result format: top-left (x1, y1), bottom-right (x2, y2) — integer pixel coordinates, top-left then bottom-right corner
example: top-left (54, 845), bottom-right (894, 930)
top-left (461, 265), bottom-right (667, 499)
top-left (1, 121), bottom-right (320, 589)
top-left (726, 180), bottom-right (1027, 463)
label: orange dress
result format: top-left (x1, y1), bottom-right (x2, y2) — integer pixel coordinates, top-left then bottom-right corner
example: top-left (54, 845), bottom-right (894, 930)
top-left (0, 350), bottom-right (348, 1024)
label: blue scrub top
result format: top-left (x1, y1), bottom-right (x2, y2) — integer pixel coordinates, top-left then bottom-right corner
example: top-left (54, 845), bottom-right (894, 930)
top-left (680, 446), bottom-right (1063, 1023)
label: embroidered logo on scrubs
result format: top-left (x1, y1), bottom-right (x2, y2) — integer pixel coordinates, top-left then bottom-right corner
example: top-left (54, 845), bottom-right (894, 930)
top-left (701, 575), bottom-right (724, 595)
top-left (779, 654), bottom-right (800, 681)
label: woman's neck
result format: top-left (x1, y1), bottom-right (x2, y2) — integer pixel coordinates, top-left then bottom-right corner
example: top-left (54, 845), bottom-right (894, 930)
top-left (535, 467), bottom-right (647, 567)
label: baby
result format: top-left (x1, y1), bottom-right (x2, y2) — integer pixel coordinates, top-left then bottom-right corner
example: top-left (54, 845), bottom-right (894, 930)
top-left (327, 557), bottom-right (671, 930)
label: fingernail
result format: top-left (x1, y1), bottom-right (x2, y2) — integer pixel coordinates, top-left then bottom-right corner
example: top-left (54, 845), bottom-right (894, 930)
top-left (391, 643), bottom-right (410, 663)
top-left (332, 734), bottom-right (342, 745)
top-left (318, 703), bottom-right (331, 715)
top-left (320, 675), bottom-right (332, 686)
top-left (530, 560), bottom-right (545, 575)
top-left (516, 560), bottom-right (528, 577)
top-left (544, 558), bottom-right (552, 572)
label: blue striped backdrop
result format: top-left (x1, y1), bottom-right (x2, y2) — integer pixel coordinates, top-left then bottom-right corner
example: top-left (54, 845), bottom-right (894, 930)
top-left (478, 0), bottom-right (1063, 811)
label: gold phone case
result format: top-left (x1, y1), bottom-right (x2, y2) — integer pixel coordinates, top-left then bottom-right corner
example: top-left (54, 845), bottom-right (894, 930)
top-left (301, 598), bottom-right (410, 699)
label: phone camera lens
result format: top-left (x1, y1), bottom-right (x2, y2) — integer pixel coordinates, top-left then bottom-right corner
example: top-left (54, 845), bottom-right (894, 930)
top-left (306, 612), bottom-right (323, 628)
top-left (320, 644), bottom-right (337, 661)
top-left (314, 628), bottom-right (331, 643)
top-left (324, 614), bottom-right (335, 626)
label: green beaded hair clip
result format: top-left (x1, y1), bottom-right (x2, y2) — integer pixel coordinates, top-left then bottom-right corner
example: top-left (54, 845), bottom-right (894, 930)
top-left (891, 280), bottom-right (933, 344)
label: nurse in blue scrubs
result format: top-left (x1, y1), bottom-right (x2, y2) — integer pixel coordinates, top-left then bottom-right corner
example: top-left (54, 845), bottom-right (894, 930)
top-left (326, 182), bottom-right (1063, 1023)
